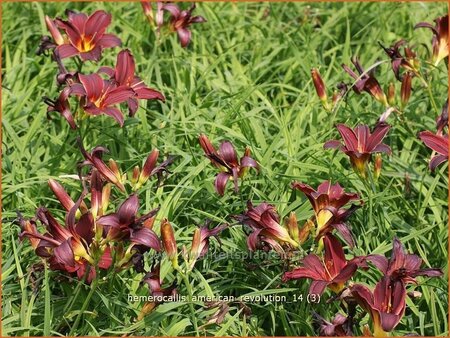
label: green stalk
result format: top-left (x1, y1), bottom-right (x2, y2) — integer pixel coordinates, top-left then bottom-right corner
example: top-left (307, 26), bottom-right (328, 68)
top-left (69, 268), bottom-right (99, 336)
top-left (177, 269), bottom-right (199, 336)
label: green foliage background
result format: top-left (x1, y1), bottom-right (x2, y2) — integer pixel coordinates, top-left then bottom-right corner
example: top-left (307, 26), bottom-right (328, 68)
top-left (2, 1), bottom-right (448, 336)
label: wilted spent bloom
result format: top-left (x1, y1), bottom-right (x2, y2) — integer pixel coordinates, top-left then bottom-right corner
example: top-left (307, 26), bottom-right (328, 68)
top-left (418, 131), bottom-right (449, 171)
top-left (98, 49), bottom-right (165, 116)
top-left (43, 87), bottom-right (77, 129)
top-left (415, 15), bottom-right (449, 66)
top-left (351, 278), bottom-right (406, 337)
top-left (283, 234), bottom-right (365, 295)
top-left (131, 148), bottom-right (175, 190)
top-left (49, 10), bottom-right (121, 61)
top-left (324, 123), bottom-right (392, 178)
top-left (292, 181), bottom-right (361, 247)
top-left (199, 134), bottom-right (259, 196)
top-left (342, 57), bottom-right (388, 106)
top-left (436, 99), bottom-right (448, 135)
top-left (236, 201), bottom-right (299, 253)
top-left (367, 238), bottom-right (443, 284)
top-left (161, 219), bottom-right (179, 268)
top-left (138, 263), bottom-right (177, 320)
top-left (380, 40), bottom-right (420, 81)
top-left (163, 3), bottom-right (206, 47)
top-left (313, 312), bottom-right (352, 336)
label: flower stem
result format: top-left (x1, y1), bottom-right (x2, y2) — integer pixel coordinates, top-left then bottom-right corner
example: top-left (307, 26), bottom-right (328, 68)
top-left (178, 269), bottom-right (199, 336)
top-left (69, 268), bottom-right (99, 336)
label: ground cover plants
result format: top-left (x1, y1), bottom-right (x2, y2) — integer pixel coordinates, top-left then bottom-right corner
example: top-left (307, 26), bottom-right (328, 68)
top-left (2, 1), bottom-right (448, 336)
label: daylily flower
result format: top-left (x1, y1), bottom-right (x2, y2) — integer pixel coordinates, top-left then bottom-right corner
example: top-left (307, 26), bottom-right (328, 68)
top-left (163, 3), bottom-right (206, 47)
top-left (97, 194), bottom-right (161, 252)
top-left (350, 278), bottom-right (406, 336)
top-left (138, 263), bottom-right (177, 320)
top-left (367, 238), bottom-right (443, 284)
top-left (380, 40), bottom-right (420, 81)
top-left (313, 312), bottom-right (352, 336)
top-left (79, 142), bottom-right (126, 191)
top-left (292, 181), bottom-right (361, 247)
top-left (199, 134), bottom-right (259, 196)
top-left (98, 49), bottom-right (165, 116)
top-left (418, 131), bottom-right (449, 171)
top-left (324, 123), bottom-right (392, 177)
top-left (415, 15), bottom-right (449, 66)
top-left (283, 234), bottom-right (364, 295)
top-left (53, 10), bottom-right (121, 61)
top-left (236, 201), bottom-right (299, 252)
top-left (342, 57), bottom-right (388, 106)
top-left (436, 100), bottom-right (448, 135)
top-left (18, 205), bottom-right (111, 283)
top-left (70, 73), bottom-right (133, 126)
top-left (187, 221), bottom-right (228, 270)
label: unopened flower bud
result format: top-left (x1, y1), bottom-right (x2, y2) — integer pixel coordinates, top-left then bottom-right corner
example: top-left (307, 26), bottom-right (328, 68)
top-left (387, 82), bottom-right (396, 107)
top-left (161, 219), bottom-right (178, 268)
top-left (374, 153), bottom-right (382, 180)
top-left (400, 72), bottom-right (412, 109)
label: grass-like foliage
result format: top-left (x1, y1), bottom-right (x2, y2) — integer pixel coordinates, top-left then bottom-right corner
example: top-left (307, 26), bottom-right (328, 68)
top-left (2, 1), bottom-right (448, 336)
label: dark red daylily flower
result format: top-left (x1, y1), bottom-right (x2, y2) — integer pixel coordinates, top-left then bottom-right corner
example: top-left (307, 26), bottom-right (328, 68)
top-left (342, 57), bottom-right (388, 106)
top-left (70, 73), bottom-right (133, 126)
top-left (313, 312), bottom-right (352, 336)
top-left (351, 278), bottom-right (406, 336)
top-left (436, 100), bottom-right (448, 135)
top-left (379, 40), bottom-right (420, 81)
top-left (415, 15), bottom-right (449, 66)
top-left (237, 201), bottom-right (299, 253)
top-left (292, 181), bottom-right (361, 247)
top-left (138, 263), bottom-right (177, 320)
top-left (367, 238), bottom-right (443, 284)
top-left (418, 131), bottom-right (449, 171)
top-left (52, 10), bottom-right (121, 61)
top-left (187, 221), bottom-right (228, 270)
top-left (79, 142), bottom-right (126, 191)
top-left (324, 123), bottom-right (391, 177)
top-left (199, 134), bottom-right (259, 196)
top-left (283, 234), bottom-right (365, 294)
top-left (163, 3), bottom-right (206, 47)
top-left (99, 49), bottom-right (165, 116)
top-left (18, 203), bottom-right (111, 283)
top-left (97, 194), bottom-right (161, 252)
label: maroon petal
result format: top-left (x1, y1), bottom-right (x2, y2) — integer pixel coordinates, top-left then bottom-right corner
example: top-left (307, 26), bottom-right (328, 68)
top-left (80, 46), bottom-right (102, 61)
top-left (79, 73), bottom-right (104, 100)
top-left (336, 124), bottom-right (358, 151)
top-left (115, 49), bottom-right (135, 85)
top-left (333, 263), bottom-right (358, 284)
top-left (118, 194), bottom-right (139, 225)
top-left (366, 254), bottom-right (389, 274)
top-left (331, 223), bottom-right (355, 248)
top-left (55, 44), bottom-right (79, 59)
top-left (323, 234), bottom-right (347, 275)
top-left (430, 154), bottom-right (448, 171)
top-left (98, 66), bottom-right (115, 78)
top-left (214, 172), bottom-right (230, 196)
top-left (97, 34), bottom-right (122, 48)
top-left (48, 179), bottom-right (75, 211)
top-left (103, 107), bottom-right (125, 126)
top-left (103, 86), bottom-right (133, 106)
top-left (355, 125), bottom-right (370, 152)
top-left (240, 156), bottom-right (259, 169)
top-left (85, 10), bottom-right (111, 38)
top-left (177, 27), bottom-right (192, 48)
top-left (98, 247), bottom-right (112, 269)
top-left (372, 144), bottom-right (392, 154)
top-left (419, 131), bottom-right (449, 156)
top-left (323, 140), bottom-right (342, 149)
top-left (219, 141), bottom-right (239, 166)
top-left (130, 228), bottom-right (162, 251)
top-left (134, 87), bottom-right (165, 101)
top-left (367, 123), bottom-right (391, 151)
top-left (246, 228), bottom-right (262, 251)
top-left (54, 240), bottom-right (76, 268)
top-left (309, 280), bottom-right (329, 295)
top-left (411, 268), bottom-right (443, 278)
top-left (163, 3), bottom-right (181, 17)
top-left (190, 15), bottom-right (206, 24)
top-left (75, 213), bottom-right (94, 245)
